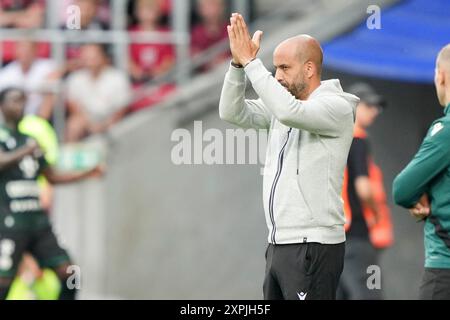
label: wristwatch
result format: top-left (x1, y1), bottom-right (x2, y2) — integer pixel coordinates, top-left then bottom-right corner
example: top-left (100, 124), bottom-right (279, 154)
top-left (231, 58), bottom-right (256, 69)
top-left (231, 61), bottom-right (243, 68)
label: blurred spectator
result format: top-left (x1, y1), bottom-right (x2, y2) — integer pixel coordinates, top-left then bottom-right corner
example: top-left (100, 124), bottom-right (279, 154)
top-left (61, 0), bottom-right (109, 30)
top-left (0, 40), bottom-right (58, 119)
top-left (0, 0), bottom-right (49, 64)
top-left (338, 83), bottom-right (393, 300)
top-left (128, 0), bottom-right (175, 84)
top-left (191, 0), bottom-right (229, 71)
top-left (65, 44), bottom-right (131, 142)
top-left (60, 0), bottom-right (110, 28)
top-left (158, 0), bottom-right (171, 26)
top-left (127, 0), bottom-right (171, 28)
top-left (62, 0), bottom-right (109, 70)
top-left (0, 0), bottom-right (45, 28)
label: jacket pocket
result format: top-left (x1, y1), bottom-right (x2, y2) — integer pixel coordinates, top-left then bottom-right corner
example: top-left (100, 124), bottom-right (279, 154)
top-left (297, 165), bottom-right (327, 225)
top-left (293, 178), bottom-right (315, 224)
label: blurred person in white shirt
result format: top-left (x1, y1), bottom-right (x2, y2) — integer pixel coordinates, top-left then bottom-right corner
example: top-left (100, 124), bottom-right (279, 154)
top-left (0, 40), bottom-right (58, 119)
top-left (65, 43), bottom-right (131, 142)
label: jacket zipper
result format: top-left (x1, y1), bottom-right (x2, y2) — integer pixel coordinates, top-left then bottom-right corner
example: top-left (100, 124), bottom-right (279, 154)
top-left (268, 128), bottom-right (292, 244)
top-left (297, 130), bottom-right (302, 175)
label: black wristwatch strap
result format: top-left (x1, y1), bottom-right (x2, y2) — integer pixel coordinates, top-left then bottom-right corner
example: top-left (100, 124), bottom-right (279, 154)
top-left (231, 58), bottom-right (256, 69)
top-left (231, 61), bottom-right (243, 68)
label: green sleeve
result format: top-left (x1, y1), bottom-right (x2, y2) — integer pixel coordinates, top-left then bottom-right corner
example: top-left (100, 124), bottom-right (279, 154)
top-left (393, 132), bottom-right (450, 208)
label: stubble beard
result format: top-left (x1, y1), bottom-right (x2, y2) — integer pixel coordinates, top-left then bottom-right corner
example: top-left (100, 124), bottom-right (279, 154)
top-left (289, 81), bottom-right (308, 100)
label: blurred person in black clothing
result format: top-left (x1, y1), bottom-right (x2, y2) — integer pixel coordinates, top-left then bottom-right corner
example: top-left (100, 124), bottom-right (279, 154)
top-left (338, 82), bottom-right (394, 300)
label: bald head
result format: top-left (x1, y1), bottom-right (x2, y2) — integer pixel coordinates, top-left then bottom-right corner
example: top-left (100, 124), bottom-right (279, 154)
top-left (435, 44), bottom-right (450, 107)
top-left (273, 34), bottom-right (323, 99)
top-left (437, 44), bottom-right (450, 72)
top-left (275, 34), bottom-right (323, 75)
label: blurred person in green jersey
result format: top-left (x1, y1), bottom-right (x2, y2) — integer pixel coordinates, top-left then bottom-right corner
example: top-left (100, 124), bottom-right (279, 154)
top-left (0, 87), bottom-right (103, 300)
top-left (7, 114), bottom-right (60, 300)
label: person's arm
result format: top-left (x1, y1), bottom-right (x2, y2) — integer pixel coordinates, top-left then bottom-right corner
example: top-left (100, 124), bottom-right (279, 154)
top-left (66, 99), bottom-right (92, 127)
top-left (129, 59), bottom-right (146, 82)
top-left (219, 14), bottom-right (271, 130)
top-left (38, 93), bottom-right (56, 120)
top-left (0, 140), bottom-right (38, 171)
top-left (355, 176), bottom-right (380, 225)
top-left (244, 59), bottom-right (353, 137)
top-left (88, 108), bottom-right (128, 134)
top-left (219, 63), bottom-right (271, 129)
top-left (0, 3), bottom-right (44, 28)
top-left (409, 193), bottom-right (430, 221)
top-left (36, 66), bottom-right (63, 120)
top-left (66, 74), bottom-right (89, 119)
top-left (393, 128), bottom-right (450, 208)
top-left (355, 177), bottom-right (378, 214)
top-left (152, 55), bottom-right (174, 78)
top-left (43, 165), bottom-right (103, 185)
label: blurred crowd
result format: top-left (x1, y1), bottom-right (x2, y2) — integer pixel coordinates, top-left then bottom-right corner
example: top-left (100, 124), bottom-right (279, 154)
top-left (0, 0), bottom-right (241, 297)
top-left (0, 0), bottom-right (240, 142)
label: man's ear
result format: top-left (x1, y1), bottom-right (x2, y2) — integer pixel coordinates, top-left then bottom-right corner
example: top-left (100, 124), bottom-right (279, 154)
top-left (444, 70), bottom-right (450, 87)
top-left (305, 61), bottom-right (314, 78)
top-left (437, 68), bottom-right (446, 86)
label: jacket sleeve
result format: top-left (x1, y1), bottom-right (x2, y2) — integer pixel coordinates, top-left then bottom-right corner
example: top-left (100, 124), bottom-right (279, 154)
top-left (219, 63), bottom-right (271, 129)
top-left (243, 59), bottom-right (354, 137)
top-left (393, 135), bottom-right (450, 208)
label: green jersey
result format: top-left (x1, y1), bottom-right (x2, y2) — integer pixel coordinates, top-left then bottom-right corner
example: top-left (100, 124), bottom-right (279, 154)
top-left (393, 104), bottom-right (450, 269)
top-left (0, 125), bottom-right (50, 231)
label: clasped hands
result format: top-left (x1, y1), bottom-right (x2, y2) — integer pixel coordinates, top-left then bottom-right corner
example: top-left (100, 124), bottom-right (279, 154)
top-left (227, 13), bottom-right (263, 67)
top-left (409, 194), bottom-right (430, 221)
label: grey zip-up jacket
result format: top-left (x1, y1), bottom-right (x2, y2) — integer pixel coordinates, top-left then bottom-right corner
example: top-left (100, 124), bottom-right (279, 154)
top-left (219, 59), bottom-right (359, 244)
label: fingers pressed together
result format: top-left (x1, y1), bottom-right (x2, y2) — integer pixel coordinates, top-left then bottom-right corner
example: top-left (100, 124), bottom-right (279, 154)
top-left (228, 13), bottom-right (250, 40)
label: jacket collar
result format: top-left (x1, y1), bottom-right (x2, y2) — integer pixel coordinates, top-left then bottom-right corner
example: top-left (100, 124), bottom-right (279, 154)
top-left (308, 79), bottom-right (342, 99)
top-left (445, 103), bottom-right (450, 116)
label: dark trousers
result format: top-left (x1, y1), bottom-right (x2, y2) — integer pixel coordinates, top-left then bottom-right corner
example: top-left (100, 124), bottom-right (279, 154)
top-left (263, 242), bottom-right (345, 300)
top-left (337, 238), bottom-right (382, 300)
top-left (419, 268), bottom-right (450, 300)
